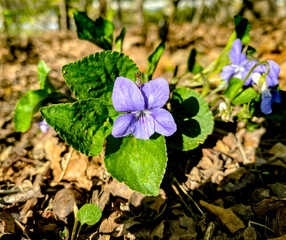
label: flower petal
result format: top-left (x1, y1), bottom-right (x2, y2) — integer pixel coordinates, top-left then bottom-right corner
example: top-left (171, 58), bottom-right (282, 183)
top-left (272, 90), bottom-right (281, 103)
top-left (130, 114), bottom-right (155, 140)
top-left (151, 108), bottom-right (177, 136)
top-left (221, 65), bottom-right (236, 82)
top-left (112, 113), bottom-right (134, 138)
top-left (267, 60), bottom-right (280, 87)
top-left (239, 70), bottom-right (252, 86)
top-left (112, 77), bottom-right (145, 112)
top-left (140, 78), bottom-right (169, 109)
top-left (261, 96), bottom-right (272, 114)
top-left (229, 39), bottom-right (242, 65)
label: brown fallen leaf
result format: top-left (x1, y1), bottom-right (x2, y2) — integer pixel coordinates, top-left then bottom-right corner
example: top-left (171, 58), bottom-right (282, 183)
top-left (253, 199), bottom-right (285, 219)
top-left (53, 188), bottom-right (83, 221)
top-left (107, 179), bottom-right (134, 200)
top-left (244, 226), bottom-right (257, 240)
top-left (0, 211), bottom-right (15, 234)
top-left (61, 150), bottom-right (92, 190)
top-left (99, 211), bottom-right (121, 234)
top-left (200, 200), bottom-right (245, 233)
top-left (269, 143), bottom-right (286, 159)
top-left (149, 220), bottom-right (165, 239)
top-left (276, 206), bottom-right (286, 236)
top-left (44, 136), bottom-right (66, 183)
top-left (267, 234), bottom-right (286, 240)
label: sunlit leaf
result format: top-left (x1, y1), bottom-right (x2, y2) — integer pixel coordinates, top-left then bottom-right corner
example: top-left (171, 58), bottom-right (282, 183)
top-left (14, 89), bottom-right (49, 132)
top-left (77, 204), bottom-right (102, 225)
top-left (73, 11), bottom-right (114, 50)
top-left (147, 41), bottom-right (165, 80)
top-left (115, 27), bottom-right (126, 53)
top-left (187, 48), bottom-right (203, 74)
top-left (41, 99), bottom-right (115, 156)
top-left (38, 60), bottom-right (55, 92)
top-left (62, 51), bottom-right (139, 102)
top-left (234, 15), bottom-right (251, 44)
top-left (232, 87), bottom-right (257, 105)
top-left (223, 77), bottom-right (243, 101)
top-left (105, 134), bottom-right (167, 196)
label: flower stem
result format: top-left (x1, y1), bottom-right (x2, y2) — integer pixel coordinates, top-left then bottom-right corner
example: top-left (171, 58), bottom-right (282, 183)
top-left (228, 60), bottom-right (269, 102)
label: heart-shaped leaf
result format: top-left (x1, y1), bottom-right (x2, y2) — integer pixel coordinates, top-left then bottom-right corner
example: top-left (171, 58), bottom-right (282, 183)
top-left (41, 99), bottom-right (115, 156)
top-left (77, 204), bottom-right (102, 225)
top-left (105, 135), bottom-right (167, 196)
top-left (170, 88), bottom-right (214, 151)
top-left (62, 51), bottom-right (139, 102)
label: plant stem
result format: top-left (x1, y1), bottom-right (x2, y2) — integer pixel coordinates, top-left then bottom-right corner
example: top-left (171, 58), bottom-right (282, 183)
top-left (71, 205), bottom-right (80, 240)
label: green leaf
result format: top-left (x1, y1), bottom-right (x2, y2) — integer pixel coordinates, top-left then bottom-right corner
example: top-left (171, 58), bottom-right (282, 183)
top-left (232, 87), bottom-right (257, 105)
top-left (147, 41), bottom-right (165, 80)
top-left (246, 45), bottom-right (257, 55)
top-left (115, 27), bottom-right (126, 53)
top-left (234, 15), bottom-right (251, 44)
top-left (38, 60), bottom-right (54, 91)
top-left (41, 99), bottom-right (114, 156)
top-left (105, 135), bottom-right (167, 196)
top-left (77, 204), bottom-right (102, 225)
top-left (223, 77), bottom-right (243, 101)
top-left (205, 16), bottom-right (251, 76)
top-left (62, 51), bottom-right (139, 102)
top-left (187, 48), bottom-right (203, 74)
top-left (14, 89), bottom-right (49, 132)
top-left (170, 88), bottom-right (214, 151)
top-left (73, 11), bottom-right (114, 50)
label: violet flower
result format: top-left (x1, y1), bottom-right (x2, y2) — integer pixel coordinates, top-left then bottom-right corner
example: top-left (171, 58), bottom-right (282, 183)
top-left (37, 119), bottom-right (51, 133)
top-left (260, 82), bottom-right (281, 114)
top-left (111, 77), bottom-right (177, 140)
top-left (252, 60), bottom-right (281, 114)
top-left (253, 60), bottom-right (280, 87)
top-left (221, 39), bottom-right (257, 85)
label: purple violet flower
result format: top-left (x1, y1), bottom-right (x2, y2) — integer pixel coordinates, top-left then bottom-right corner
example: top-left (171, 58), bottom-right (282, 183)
top-left (252, 60), bottom-right (280, 114)
top-left (37, 119), bottom-right (51, 133)
top-left (260, 82), bottom-right (281, 114)
top-left (221, 39), bottom-right (257, 85)
top-left (111, 77), bottom-right (177, 140)
top-left (253, 60), bottom-right (280, 88)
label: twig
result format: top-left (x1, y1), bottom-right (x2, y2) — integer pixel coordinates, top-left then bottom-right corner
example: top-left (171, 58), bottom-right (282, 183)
top-left (15, 219), bottom-right (32, 240)
top-left (249, 221), bottom-right (275, 233)
top-left (59, 148), bottom-right (74, 182)
top-left (171, 183), bottom-right (197, 219)
top-left (172, 176), bottom-right (204, 215)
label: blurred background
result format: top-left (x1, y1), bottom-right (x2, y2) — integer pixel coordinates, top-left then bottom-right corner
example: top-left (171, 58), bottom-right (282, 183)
top-left (1, 0), bottom-right (286, 35)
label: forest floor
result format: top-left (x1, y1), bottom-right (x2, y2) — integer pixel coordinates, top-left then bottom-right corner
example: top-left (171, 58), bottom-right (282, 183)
top-left (1, 20), bottom-right (286, 240)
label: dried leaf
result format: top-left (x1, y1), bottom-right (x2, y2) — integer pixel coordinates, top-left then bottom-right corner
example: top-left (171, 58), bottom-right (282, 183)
top-left (99, 211), bottom-right (121, 234)
top-left (269, 143), bottom-right (286, 159)
top-left (62, 150), bottom-right (92, 190)
top-left (53, 188), bottom-right (80, 220)
top-left (0, 212), bottom-right (15, 233)
top-left (200, 200), bottom-right (245, 233)
top-left (244, 226), bottom-right (257, 240)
